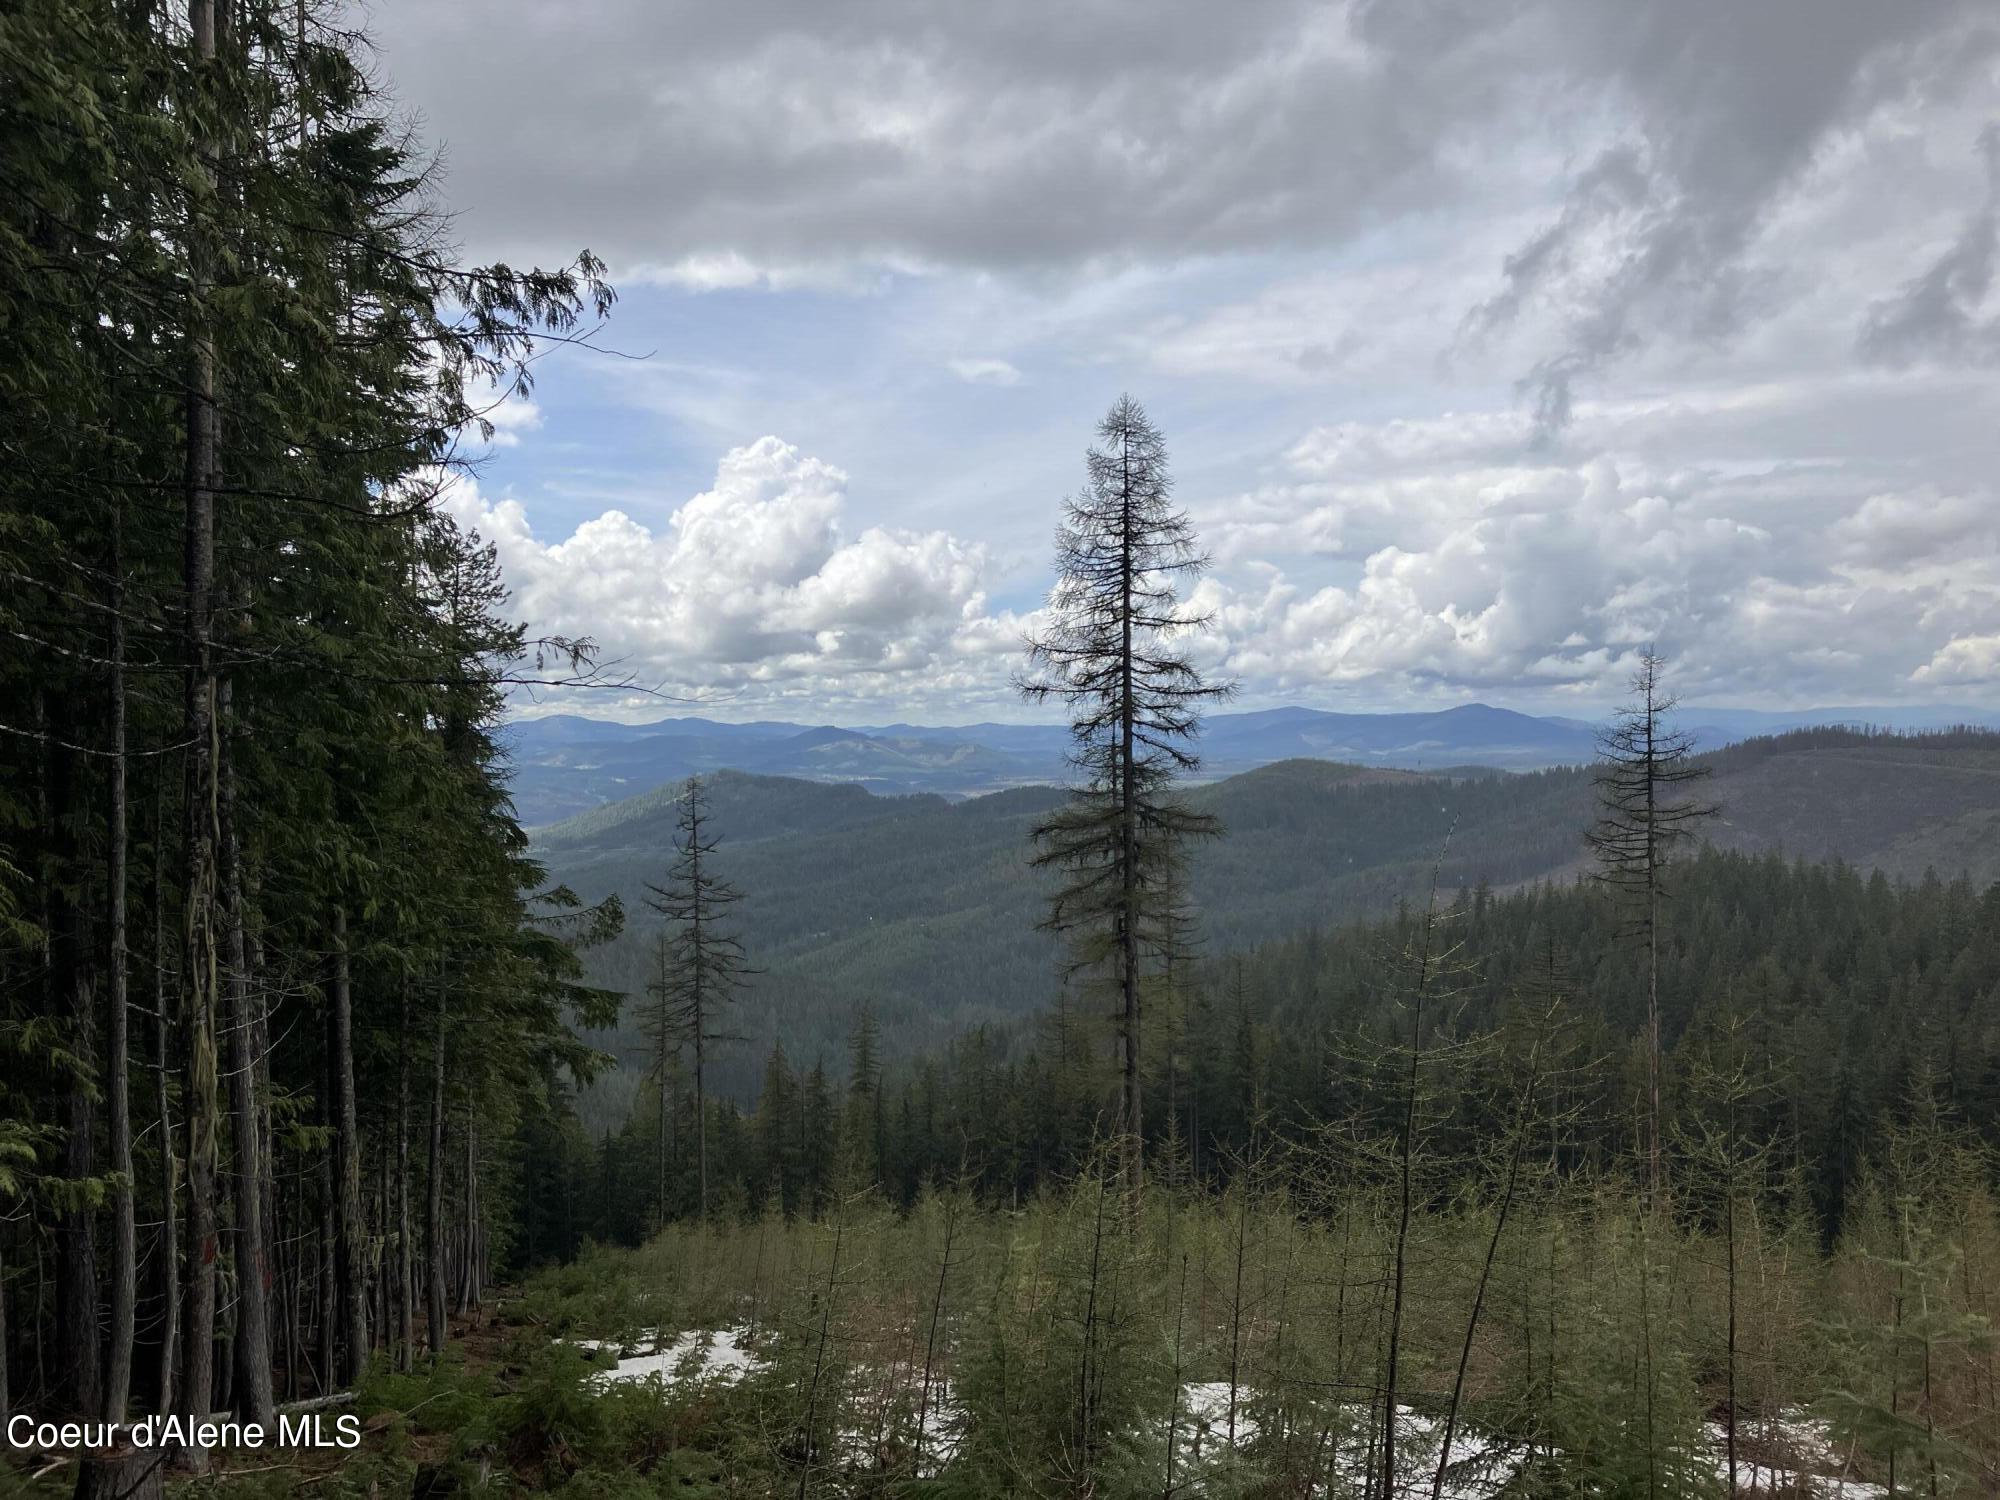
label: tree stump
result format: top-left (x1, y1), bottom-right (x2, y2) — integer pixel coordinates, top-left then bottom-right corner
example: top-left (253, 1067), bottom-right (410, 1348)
top-left (71, 1448), bottom-right (167, 1500)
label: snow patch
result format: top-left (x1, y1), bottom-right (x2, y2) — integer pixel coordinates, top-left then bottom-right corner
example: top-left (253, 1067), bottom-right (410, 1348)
top-left (558, 1334), bottom-right (1886, 1497)
top-left (569, 1327), bottom-right (760, 1387)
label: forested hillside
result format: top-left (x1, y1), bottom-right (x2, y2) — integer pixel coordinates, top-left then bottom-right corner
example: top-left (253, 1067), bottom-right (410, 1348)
top-left (574, 843), bottom-right (2000, 1247)
top-left (538, 727), bottom-right (2000, 1113)
top-left (537, 848), bottom-right (2000, 1497)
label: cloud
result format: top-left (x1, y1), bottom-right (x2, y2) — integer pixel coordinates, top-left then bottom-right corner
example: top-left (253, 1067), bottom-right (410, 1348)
top-left (1437, 0), bottom-right (1999, 424)
top-left (439, 387), bottom-right (2000, 719)
top-left (441, 438), bottom-right (1005, 709)
top-left (367, 0), bottom-right (2000, 716)
top-left (372, 2), bottom-right (1435, 276)
top-left (482, 393), bottom-right (543, 448)
top-left (946, 357), bottom-right (1022, 386)
top-left (372, 0), bottom-right (2000, 413)
top-left (1860, 126), bottom-right (2000, 368)
top-left (1183, 396), bottom-right (2000, 707)
top-left (1915, 634), bottom-right (2000, 684)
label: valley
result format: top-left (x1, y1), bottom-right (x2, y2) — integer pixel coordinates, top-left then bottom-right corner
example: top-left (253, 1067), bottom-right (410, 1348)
top-left (533, 726), bottom-right (2000, 1110)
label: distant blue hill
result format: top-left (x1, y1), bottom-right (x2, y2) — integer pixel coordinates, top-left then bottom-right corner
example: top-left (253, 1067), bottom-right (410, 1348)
top-left (499, 701), bottom-right (2000, 827)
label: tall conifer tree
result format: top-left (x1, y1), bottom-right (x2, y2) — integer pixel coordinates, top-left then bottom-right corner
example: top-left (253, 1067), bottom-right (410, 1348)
top-left (644, 777), bottom-right (753, 1219)
top-left (1587, 649), bottom-right (1714, 1201)
top-left (1020, 395), bottom-right (1233, 1198)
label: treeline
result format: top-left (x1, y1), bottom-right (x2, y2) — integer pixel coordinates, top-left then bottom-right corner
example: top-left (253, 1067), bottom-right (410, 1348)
top-left (569, 847), bottom-right (2000, 1251)
top-left (0, 0), bottom-right (617, 1459)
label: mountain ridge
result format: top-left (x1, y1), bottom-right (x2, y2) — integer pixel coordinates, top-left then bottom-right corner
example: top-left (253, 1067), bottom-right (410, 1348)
top-left (504, 700), bottom-right (2000, 826)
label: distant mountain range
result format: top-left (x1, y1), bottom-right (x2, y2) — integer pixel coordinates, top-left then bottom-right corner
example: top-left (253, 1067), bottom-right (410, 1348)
top-left (534, 726), bottom-right (2000, 1115)
top-left (501, 701), bottom-right (2000, 826)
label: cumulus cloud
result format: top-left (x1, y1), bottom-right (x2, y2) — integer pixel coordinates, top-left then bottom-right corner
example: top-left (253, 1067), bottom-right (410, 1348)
top-left (1185, 397), bottom-right (2000, 706)
top-left (439, 392), bottom-right (1999, 717)
top-left (368, 0), bottom-right (2000, 716)
top-left (482, 393), bottom-right (543, 448)
top-left (1916, 634), bottom-right (2000, 684)
top-left (441, 438), bottom-right (1006, 708)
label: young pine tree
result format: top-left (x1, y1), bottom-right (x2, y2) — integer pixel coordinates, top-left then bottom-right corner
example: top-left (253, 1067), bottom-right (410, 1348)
top-left (1019, 395), bottom-right (1234, 1201)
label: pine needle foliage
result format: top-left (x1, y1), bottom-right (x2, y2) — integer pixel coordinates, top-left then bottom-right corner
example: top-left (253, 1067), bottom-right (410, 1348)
top-left (1588, 648), bottom-right (1716, 1201)
top-left (1020, 395), bottom-right (1235, 1200)
top-left (644, 775), bottom-right (755, 1219)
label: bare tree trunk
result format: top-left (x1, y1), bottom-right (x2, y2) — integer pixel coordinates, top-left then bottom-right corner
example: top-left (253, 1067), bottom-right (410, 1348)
top-left (694, 1012), bottom-right (708, 1220)
top-left (1163, 1253), bottom-right (1187, 1500)
top-left (1383, 950), bottom-right (1429, 1498)
top-left (39, 688), bottom-right (101, 1423)
top-left (1637, 1215), bottom-right (1659, 1500)
top-left (152, 795), bottom-right (179, 1415)
top-left (426, 991), bottom-right (447, 1355)
top-left (1432, 1033), bottom-right (1547, 1500)
top-left (272, 1170), bottom-right (292, 1399)
top-left (1647, 871), bottom-right (1660, 1203)
top-left (457, 1108), bottom-right (480, 1312)
top-left (397, 989), bottom-right (413, 1370)
top-left (1724, 1180), bottom-right (1737, 1497)
top-left (1227, 1184), bottom-right (1248, 1449)
top-left (316, 1151), bottom-right (335, 1392)
top-left (651, 940), bottom-right (670, 1229)
top-left (250, 884), bottom-right (276, 1357)
top-left (1075, 1176), bottom-right (1109, 1481)
top-left (795, 1213), bottom-right (846, 1500)
top-left (374, 1127), bottom-right (390, 1350)
top-left (103, 508), bottom-right (134, 1424)
top-left (0, 1242), bottom-right (9, 1427)
top-left (1117, 443), bottom-right (1141, 1203)
top-left (56, 791), bottom-right (104, 1422)
top-left (1888, 1251), bottom-right (1903, 1500)
top-left (219, 686), bottom-right (272, 1426)
top-left (179, 0), bottom-right (224, 1463)
top-left (331, 906), bottom-right (366, 1384)
top-left (914, 1196), bottom-right (960, 1476)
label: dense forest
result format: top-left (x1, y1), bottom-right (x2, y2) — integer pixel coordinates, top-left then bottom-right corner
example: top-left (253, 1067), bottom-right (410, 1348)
top-left (0, 0), bottom-right (623, 1480)
top-left (572, 845), bottom-right (2000, 1249)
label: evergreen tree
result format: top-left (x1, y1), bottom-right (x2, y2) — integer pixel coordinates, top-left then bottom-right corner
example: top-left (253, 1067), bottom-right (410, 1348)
top-left (644, 776), bottom-right (753, 1219)
top-left (1019, 395), bottom-right (1234, 1199)
top-left (0, 0), bottom-right (621, 1449)
top-left (1587, 649), bottom-right (1714, 1200)
top-left (843, 1005), bottom-right (886, 1189)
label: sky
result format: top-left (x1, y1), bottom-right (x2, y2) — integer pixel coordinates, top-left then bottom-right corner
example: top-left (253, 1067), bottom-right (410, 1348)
top-left (366, 0), bottom-right (2000, 724)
